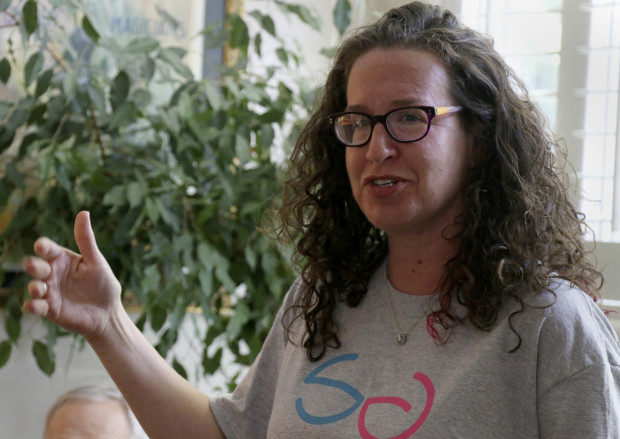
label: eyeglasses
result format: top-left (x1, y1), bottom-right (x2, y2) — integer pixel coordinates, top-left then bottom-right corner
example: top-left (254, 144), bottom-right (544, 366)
top-left (329, 105), bottom-right (463, 147)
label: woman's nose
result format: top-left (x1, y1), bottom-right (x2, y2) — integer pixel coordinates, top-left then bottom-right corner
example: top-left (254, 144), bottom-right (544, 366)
top-left (365, 123), bottom-right (397, 163)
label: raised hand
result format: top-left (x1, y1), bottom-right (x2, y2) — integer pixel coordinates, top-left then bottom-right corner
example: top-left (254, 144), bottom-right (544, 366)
top-left (22, 211), bottom-right (123, 341)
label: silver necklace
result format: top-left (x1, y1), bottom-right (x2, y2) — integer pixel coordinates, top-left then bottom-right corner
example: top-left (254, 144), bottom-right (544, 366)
top-left (385, 272), bottom-right (425, 345)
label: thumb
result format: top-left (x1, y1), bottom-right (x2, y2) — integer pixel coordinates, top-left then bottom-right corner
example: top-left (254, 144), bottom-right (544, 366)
top-left (74, 211), bottom-right (102, 263)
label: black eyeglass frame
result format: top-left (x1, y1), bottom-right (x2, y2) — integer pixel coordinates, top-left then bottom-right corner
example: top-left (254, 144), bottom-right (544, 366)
top-left (328, 105), bottom-right (463, 147)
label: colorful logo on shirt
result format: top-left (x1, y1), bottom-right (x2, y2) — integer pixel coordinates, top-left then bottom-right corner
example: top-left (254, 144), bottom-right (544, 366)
top-left (295, 353), bottom-right (435, 438)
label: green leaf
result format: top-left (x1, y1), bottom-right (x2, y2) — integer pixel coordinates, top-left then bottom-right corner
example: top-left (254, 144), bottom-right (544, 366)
top-left (127, 181), bottom-right (147, 208)
top-left (54, 162), bottom-right (72, 193)
top-left (150, 304), bottom-right (167, 332)
top-left (140, 57), bottom-right (156, 81)
top-left (103, 185), bottom-right (126, 207)
top-left (254, 33), bottom-right (262, 57)
top-left (6, 106), bottom-right (28, 131)
top-left (227, 14), bottom-right (249, 55)
top-left (145, 197), bottom-right (161, 223)
top-left (204, 81), bottom-right (223, 110)
top-left (32, 340), bottom-right (55, 376)
top-left (158, 48), bottom-right (193, 79)
top-left (108, 100), bottom-right (136, 129)
top-left (177, 89), bottom-right (193, 119)
top-left (226, 302), bottom-right (250, 340)
top-left (82, 15), bottom-right (99, 43)
top-left (156, 6), bottom-right (180, 32)
top-left (113, 208), bottom-right (142, 244)
top-left (0, 341), bottom-right (11, 368)
top-left (0, 57), bottom-right (10, 83)
top-left (157, 202), bottom-right (180, 232)
top-left (320, 46), bottom-right (338, 59)
top-left (261, 14), bottom-right (276, 37)
top-left (22, 0), bottom-right (38, 36)
top-left (275, 1), bottom-right (320, 31)
top-left (27, 103), bottom-right (46, 125)
top-left (110, 71), bottom-right (130, 110)
top-left (259, 109), bottom-right (284, 124)
top-left (245, 246), bottom-right (257, 270)
top-left (24, 52), bottom-right (43, 87)
top-left (63, 71), bottom-right (78, 100)
top-left (155, 328), bottom-right (178, 357)
top-left (333, 0), bottom-right (352, 36)
top-left (202, 346), bottom-right (223, 375)
top-left (172, 357), bottom-right (188, 379)
top-left (125, 37), bottom-right (160, 54)
top-left (0, 0), bottom-right (10, 12)
top-left (5, 163), bottom-right (24, 188)
top-left (198, 242), bottom-right (235, 292)
top-left (249, 11), bottom-right (276, 37)
top-left (235, 133), bottom-right (251, 165)
top-left (133, 88), bottom-right (151, 107)
top-left (276, 47), bottom-right (288, 65)
top-left (198, 266), bottom-right (214, 303)
top-left (87, 83), bottom-right (106, 109)
top-left (134, 313), bottom-right (147, 332)
top-left (5, 314), bottom-right (20, 342)
top-left (141, 264), bottom-right (162, 294)
top-left (257, 123), bottom-right (275, 149)
top-left (37, 149), bottom-right (54, 181)
top-left (35, 68), bottom-right (53, 97)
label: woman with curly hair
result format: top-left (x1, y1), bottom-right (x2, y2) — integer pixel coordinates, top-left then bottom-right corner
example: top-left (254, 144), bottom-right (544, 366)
top-left (23, 2), bottom-right (619, 438)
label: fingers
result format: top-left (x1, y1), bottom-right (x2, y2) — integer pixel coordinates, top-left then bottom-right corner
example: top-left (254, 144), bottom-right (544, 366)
top-left (74, 211), bottom-right (102, 263)
top-left (23, 264), bottom-right (51, 318)
top-left (33, 236), bottom-right (68, 260)
top-left (27, 279), bottom-right (48, 299)
top-left (23, 255), bottom-right (52, 280)
top-left (23, 298), bottom-right (49, 318)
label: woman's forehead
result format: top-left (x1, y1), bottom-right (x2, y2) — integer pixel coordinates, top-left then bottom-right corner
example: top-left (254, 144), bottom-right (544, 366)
top-left (345, 48), bottom-right (454, 109)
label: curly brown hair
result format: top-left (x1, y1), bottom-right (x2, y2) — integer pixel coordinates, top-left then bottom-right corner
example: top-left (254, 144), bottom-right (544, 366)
top-left (271, 1), bottom-right (603, 361)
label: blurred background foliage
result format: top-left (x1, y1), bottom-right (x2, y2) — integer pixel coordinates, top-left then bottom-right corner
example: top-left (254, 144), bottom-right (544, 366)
top-left (0, 0), bottom-right (352, 381)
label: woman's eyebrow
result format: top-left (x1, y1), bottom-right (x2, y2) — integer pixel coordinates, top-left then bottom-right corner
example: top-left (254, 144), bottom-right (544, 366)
top-left (345, 100), bottom-right (421, 112)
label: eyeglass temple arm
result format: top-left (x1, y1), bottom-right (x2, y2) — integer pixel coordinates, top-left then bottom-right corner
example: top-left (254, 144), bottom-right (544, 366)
top-left (435, 105), bottom-right (463, 116)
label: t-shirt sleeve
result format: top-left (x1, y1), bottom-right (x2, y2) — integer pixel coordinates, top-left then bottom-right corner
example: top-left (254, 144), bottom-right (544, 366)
top-left (538, 363), bottom-right (620, 438)
top-left (536, 283), bottom-right (620, 438)
top-left (209, 278), bottom-right (305, 438)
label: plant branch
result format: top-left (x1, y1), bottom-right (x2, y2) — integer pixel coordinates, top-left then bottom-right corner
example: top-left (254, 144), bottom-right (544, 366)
top-left (44, 43), bottom-right (69, 72)
top-left (88, 104), bottom-right (106, 161)
top-left (49, 113), bottom-right (71, 151)
top-left (0, 10), bottom-right (19, 28)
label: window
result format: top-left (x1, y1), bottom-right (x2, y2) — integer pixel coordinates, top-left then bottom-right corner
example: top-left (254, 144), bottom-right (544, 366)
top-left (460, 0), bottom-right (620, 244)
top-left (455, 0), bottom-right (620, 306)
top-left (581, 0), bottom-right (620, 242)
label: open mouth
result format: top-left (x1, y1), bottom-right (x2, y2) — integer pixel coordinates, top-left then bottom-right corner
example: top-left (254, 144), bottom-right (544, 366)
top-left (372, 179), bottom-right (398, 187)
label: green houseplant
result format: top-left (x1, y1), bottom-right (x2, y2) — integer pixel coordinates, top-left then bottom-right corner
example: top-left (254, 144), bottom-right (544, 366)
top-left (0, 0), bottom-right (354, 380)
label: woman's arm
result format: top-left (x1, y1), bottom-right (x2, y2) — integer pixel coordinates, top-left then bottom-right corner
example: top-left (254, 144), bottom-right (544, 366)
top-left (23, 211), bottom-right (225, 439)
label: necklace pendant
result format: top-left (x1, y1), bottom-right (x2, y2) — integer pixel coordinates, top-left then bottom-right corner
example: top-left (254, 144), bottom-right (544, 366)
top-left (397, 333), bottom-right (407, 345)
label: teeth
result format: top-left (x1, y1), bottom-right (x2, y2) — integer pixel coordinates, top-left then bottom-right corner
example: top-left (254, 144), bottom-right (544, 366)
top-left (373, 179), bottom-right (397, 186)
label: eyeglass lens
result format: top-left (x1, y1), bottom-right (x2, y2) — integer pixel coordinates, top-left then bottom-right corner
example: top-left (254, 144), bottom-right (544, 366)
top-left (334, 107), bottom-right (430, 146)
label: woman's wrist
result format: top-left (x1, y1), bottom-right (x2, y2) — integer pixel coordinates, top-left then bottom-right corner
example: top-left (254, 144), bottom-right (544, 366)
top-left (84, 300), bottom-right (135, 349)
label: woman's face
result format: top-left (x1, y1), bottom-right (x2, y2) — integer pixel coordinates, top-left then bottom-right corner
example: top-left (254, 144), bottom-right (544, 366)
top-left (345, 48), bottom-right (473, 240)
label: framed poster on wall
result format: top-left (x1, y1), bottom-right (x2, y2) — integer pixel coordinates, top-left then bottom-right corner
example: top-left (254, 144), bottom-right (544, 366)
top-left (83, 0), bottom-right (229, 78)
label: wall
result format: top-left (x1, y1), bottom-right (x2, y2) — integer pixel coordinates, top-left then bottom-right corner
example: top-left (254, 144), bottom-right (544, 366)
top-left (0, 312), bottom-right (242, 438)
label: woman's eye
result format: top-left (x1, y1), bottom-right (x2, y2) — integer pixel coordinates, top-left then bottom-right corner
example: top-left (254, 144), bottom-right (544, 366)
top-left (398, 112), bottom-right (424, 123)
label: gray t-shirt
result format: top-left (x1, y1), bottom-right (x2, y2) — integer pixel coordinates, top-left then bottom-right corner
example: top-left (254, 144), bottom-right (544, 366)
top-left (211, 262), bottom-right (620, 438)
